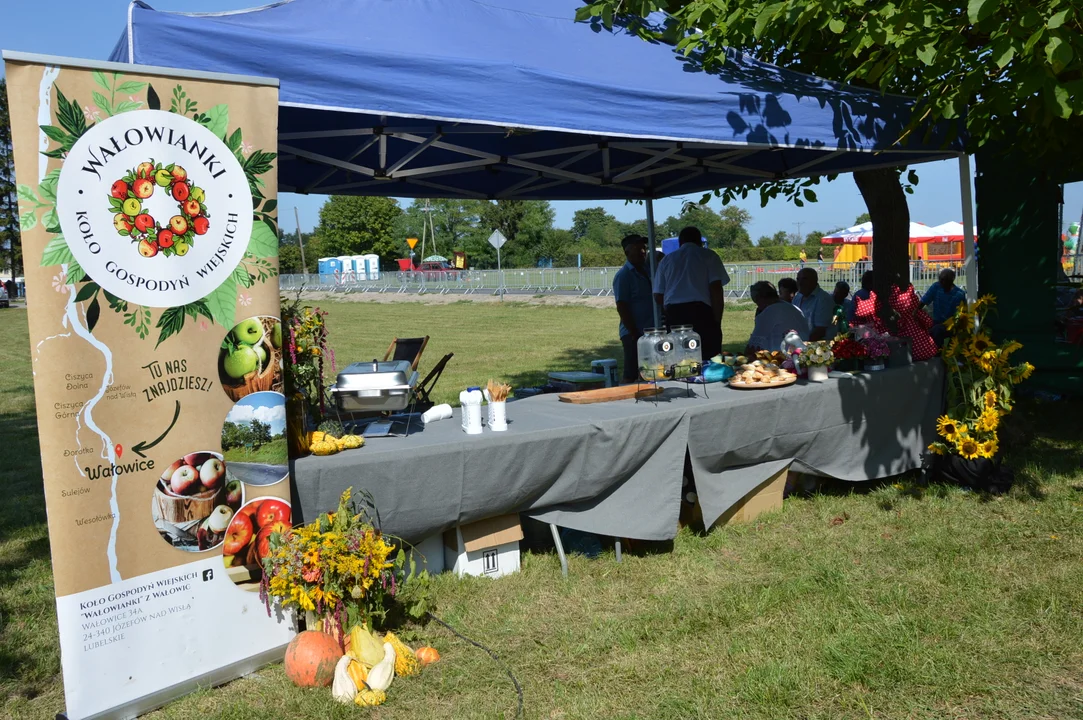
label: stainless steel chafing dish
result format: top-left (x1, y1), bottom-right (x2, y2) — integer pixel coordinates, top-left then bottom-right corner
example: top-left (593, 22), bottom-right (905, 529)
top-left (330, 360), bottom-right (419, 413)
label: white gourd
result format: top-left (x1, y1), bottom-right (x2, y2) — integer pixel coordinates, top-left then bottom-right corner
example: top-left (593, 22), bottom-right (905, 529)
top-left (331, 654), bottom-right (357, 704)
top-left (365, 642), bottom-right (396, 692)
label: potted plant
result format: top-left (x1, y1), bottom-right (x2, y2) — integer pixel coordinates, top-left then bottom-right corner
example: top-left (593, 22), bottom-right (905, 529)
top-left (281, 297), bottom-right (335, 456)
top-left (259, 488), bottom-right (431, 643)
top-left (860, 335), bottom-right (891, 371)
top-left (925, 295), bottom-right (1033, 492)
top-left (799, 340), bottom-right (834, 382)
top-left (830, 336), bottom-right (867, 372)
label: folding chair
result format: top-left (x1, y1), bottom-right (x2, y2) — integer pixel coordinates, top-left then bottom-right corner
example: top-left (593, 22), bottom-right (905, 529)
top-left (412, 353), bottom-right (453, 412)
top-left (383, 336), bottom-right (429, 372)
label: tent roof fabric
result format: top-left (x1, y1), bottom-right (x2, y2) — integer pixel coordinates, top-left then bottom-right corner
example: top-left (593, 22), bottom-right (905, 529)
top-left (821, 221), bottom-right (946, 244)
top-left (111, 0), bottom-right (963, 201)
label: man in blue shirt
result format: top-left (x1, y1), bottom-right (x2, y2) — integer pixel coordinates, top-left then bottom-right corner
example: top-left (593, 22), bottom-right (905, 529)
top-left (613, 235), bottom-right (655, 382)
top-left (921, 268), bottom-right (967, 346)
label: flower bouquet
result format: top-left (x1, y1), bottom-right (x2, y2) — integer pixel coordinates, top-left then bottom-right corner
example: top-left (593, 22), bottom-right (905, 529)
top-left (798, 340), bottom-right (834, 382)
top-left (859, 335), bottom-right (890, 371)
top-left (925, 295), bottom-right (1033, 492)
top-left (830, 337), bottom-right (867, 372)
top-left (281, 298), bottom-right (336, 456)
top-left (260, 488), bottom-right (431, 643)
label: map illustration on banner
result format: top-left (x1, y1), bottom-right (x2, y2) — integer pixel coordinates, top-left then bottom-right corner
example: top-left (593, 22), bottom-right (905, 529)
top-left (6, 54), bottom-right (292, 720)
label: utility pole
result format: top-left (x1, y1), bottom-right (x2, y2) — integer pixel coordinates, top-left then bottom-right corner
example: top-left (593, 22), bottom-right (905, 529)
top-left (793, 221), bottom-right (804, 245)
top-left (294, 206), bottom-right (307, 274)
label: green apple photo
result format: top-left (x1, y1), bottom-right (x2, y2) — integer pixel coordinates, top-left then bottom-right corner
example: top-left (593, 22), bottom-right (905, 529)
top-left (219, 316), bottom-right (284, 402)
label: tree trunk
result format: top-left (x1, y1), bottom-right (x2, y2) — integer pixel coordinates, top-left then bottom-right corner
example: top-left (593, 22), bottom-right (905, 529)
top-left (853, 168), bottom-right (910, 332)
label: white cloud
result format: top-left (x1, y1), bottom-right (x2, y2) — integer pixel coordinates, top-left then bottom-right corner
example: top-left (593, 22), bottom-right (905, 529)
top-left (228, 401), bottom-right (286, 434)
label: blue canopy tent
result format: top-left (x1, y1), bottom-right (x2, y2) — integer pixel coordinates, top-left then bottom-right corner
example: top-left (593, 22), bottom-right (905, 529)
top-left (109, 0), bottom-right (970, 313)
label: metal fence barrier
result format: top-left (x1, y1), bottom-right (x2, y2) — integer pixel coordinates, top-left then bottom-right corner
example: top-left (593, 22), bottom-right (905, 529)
top-left (280, 261), bottom-right (967, 300)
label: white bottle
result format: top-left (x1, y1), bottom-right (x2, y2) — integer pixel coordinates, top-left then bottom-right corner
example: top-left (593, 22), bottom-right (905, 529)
top-left (460, 387), bottom-right (483, 435)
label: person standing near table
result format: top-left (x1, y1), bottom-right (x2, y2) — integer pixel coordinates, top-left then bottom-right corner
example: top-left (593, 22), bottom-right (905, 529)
top-left (793, 267), bottom-right (836, 341)
top-left (778, 277), bottom-right (798, 305)
top-left (833, 280), bottom-right (855, 322)
top-left (746, 281), bottom-right (808, 355)
top-left (921, 268), bottom-right (967, 346)
top-left (613, 235), bottom-right (655, 383)
top-left (653, 226), bottom-right (729, 358)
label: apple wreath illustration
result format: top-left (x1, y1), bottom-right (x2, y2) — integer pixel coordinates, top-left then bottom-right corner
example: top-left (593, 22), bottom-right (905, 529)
top-left (107, 162), bottom-right (210, 258)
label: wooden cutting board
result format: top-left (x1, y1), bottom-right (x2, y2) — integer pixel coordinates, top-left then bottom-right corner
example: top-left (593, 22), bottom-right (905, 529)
top-left (558, 384), bottom-right (664, 404)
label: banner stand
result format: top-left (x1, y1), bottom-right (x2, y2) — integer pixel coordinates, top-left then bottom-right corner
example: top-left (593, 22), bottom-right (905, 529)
top-left (5, 52), bottom-right (295, 720)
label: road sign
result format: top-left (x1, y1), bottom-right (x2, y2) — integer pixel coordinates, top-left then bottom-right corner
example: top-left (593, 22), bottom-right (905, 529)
top-left (488, 230), bottom-right (507, 250)
top-left (407, 237), bottom-right (419, 250)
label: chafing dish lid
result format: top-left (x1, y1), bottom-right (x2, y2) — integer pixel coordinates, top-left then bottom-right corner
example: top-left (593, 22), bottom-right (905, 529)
top-left (333, 360), bottom-right (415, 392)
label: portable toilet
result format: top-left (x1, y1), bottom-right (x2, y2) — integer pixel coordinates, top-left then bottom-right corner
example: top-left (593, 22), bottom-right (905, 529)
top-left (363, 254), bottom-right (380, 280)
top-left (317, 257), bottom-right (337, 276)
top-left (351, 255), bottom-right (368, 280)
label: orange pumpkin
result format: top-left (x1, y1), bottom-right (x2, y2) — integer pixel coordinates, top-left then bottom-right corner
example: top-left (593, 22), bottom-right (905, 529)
top-left (284, 630), bottom-right (342, 687)
top-left (416, 646), bottom-right (440, 666)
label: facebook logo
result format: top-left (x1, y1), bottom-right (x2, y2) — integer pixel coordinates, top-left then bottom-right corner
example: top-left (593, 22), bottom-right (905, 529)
top-left (202, 569), bottom-right (214, 582)
top-left (482, 549), bottom-right (499, 575)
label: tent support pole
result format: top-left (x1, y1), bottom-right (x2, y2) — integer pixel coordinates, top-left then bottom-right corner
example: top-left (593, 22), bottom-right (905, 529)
top-left (959, 155), bottom-right (977, 299)
top-left (646, 198), bottom-right (661, 328)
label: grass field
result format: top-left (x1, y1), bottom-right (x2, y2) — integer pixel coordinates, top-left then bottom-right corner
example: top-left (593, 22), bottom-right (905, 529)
top-left (223, 437), bottom-right (288, 465)
top-left (2, 301), bottom-right (1083, 720)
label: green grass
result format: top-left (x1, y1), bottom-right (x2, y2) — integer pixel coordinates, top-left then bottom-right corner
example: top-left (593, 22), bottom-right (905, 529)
top-left (3, 302), bottom-right (1083, 720)
top-left (222, 437), bottom-right (288, 465)
top-left (321, 299), bottom-right (755, 407)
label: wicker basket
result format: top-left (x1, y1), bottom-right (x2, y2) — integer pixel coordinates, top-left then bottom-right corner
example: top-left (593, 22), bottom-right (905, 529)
top-left (221, 335), bottom-right (278, 402)
top-left (154, 482), bottom-right (224, 524)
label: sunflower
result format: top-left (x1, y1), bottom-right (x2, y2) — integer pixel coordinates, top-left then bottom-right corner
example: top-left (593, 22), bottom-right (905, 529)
top-left (927, 442), bottom-right (947, 456)
top-left (943, 338), bottom-right (959, 359)
top-left (956, 436), bottom-right (981, 460)
top-left (978, 438), bottom-right (999, 459)
top-left (937, 415), bottom-right (965, 442)
top-left (1001, 340), bottom-right (1023, 357)
top-left (976, 408), bottom-right (1000, 433)
top-left (1010, 362), bottom-right (1035, 384)
top-left (983, 390), bottom-right (998, 410)
top-left (970, 333), bottom-right (995, 355)
top-left (972, 295), bottom-right (996, 314)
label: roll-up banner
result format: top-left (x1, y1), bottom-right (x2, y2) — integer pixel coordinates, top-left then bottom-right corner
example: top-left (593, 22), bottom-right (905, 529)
top-left (4, 53), bottom-right (294, 719)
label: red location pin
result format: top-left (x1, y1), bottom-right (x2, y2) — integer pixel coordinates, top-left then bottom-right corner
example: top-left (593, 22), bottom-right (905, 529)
top-left (115, 444), bottom-right (123, 458)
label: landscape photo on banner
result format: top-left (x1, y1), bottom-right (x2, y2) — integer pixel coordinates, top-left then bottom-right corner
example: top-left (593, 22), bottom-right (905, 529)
top-left (4, 54), bottom-right (294, 720)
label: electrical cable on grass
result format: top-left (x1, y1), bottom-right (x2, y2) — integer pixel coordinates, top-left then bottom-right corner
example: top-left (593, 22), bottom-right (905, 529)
top-left (427, 612), bottom-right (524, 719)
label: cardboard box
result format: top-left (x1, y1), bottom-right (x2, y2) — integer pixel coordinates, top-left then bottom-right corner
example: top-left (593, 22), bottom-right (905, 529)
top-left (713, 466), bottom-right (788, 527)
top-left (443, 514), bottom-right (523, 578)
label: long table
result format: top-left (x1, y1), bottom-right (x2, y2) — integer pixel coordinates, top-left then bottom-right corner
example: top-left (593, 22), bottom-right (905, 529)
top-left (291, 361), bottom-right (943, 542)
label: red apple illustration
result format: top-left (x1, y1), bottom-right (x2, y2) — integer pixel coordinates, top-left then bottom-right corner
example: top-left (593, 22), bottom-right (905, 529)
top-left (223, 513), bottom-right (254, 556)
top-left (199, 457), bottom-right (226, 490)
top-left (170, 464), bottom-right (199, 495)
top-left (169, 215), bottom-right (188, 236)
top-left (137, 239), bottom-right (159, 258)
top-left (110, 180), bottom-right (129, 200)
top-left (238, 501), bottom-right (261, 528)
top-left (171, 165), bottom-right (187, 182)
top-left (157, 229), bottom-right (174, 249)
top-left (160, 459), bottom-right (184, 484)
top-left (225, 479), bottom-right (243, 507)
top-left (136, 162), bottom-right (155, 179)
top-left (256, 521), bottom-right (291, 561)
top-left (256, 499), bottom-right (290, 529)
top-left (183, 199), bottom-right (201, 217)
top-left (193, 216), bottom-right (210, 235)
top-left (171, 182), bottom-right (190, 202)
top-left (183, 452), bottom-right (214, 469)
top-left (132, 177), bottom-right (153, 199)
top-left (134, 214), bottom-right (154, 233)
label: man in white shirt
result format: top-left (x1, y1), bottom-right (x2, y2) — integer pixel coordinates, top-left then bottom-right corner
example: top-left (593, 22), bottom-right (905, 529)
top-left (746, 281), bottom-right (808, 355)
top-left (793, 267), bottom-right (835, 341)
top-left (653, 226), bottom-right (729, 358)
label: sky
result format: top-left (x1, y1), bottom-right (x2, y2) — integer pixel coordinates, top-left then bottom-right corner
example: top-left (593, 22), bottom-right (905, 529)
top-left (2, 0), bottom-right (1081, 241)
top-left (225, 391), bottom-right (286, 435)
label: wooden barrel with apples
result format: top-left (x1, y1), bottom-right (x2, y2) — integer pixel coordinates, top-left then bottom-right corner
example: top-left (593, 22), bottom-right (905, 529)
top-left (221, 334), bottom-right (277, 402)
top-left (154, 482), bottom-right (225, 524)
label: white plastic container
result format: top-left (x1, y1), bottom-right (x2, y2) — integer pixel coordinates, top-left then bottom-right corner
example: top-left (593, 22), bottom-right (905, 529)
top-left (808, 365), bottom-right (829, 383)
top-left (460, 387), bottom-right (483, 434)
top-left (488, 401), bottom-right (508, 431)
top-left (422, 403), bottom-right (453, 424)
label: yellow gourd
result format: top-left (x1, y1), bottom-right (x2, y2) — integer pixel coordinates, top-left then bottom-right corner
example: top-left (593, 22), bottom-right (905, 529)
top-left (309, 440), bottom-right (339, 456)
top-left (347, 659), bottom-right (368, 690)
top-left (347, 625), bottom-right (386, 668)
top-left (338, 434), bottom-right (364, 450)
top-left (355, 688), bottom-right (386, 707)
top-left (384, 631), bottom-right (419, 676)
top-left (308, 430), bottom-right (327, 446)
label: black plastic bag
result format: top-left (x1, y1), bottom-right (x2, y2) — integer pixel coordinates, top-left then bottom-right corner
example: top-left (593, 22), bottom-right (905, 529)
top-left (925, 454), bottom-right (1015, 495)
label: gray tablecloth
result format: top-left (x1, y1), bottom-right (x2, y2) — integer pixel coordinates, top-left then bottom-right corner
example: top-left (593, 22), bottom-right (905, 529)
top-left (291, 361), bottom-right (943, 542)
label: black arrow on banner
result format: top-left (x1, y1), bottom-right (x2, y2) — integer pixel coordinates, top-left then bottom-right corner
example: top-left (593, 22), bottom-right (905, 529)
top-left (132, 400), bottom-right (180, 458)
